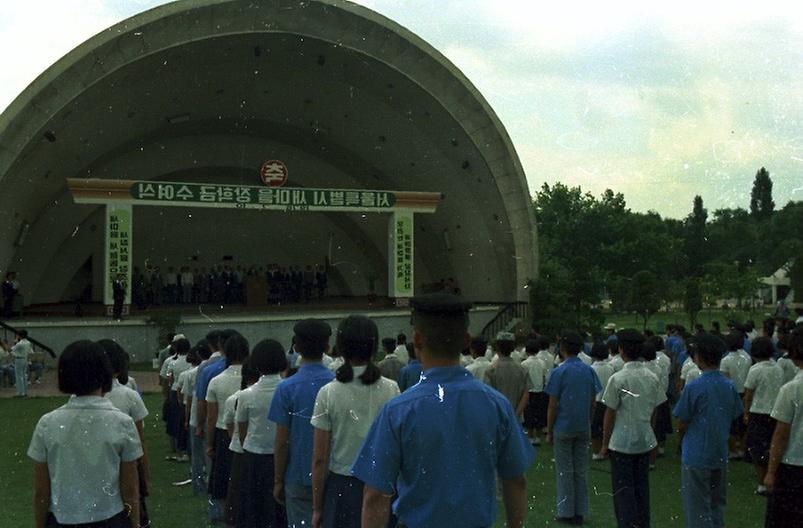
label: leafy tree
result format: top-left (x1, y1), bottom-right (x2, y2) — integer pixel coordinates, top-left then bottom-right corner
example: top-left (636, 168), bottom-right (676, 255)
top-left (684, 279), bottom-right (703, 328)
top-left (684, 195), bottom-right (708, 277)
top-left (629, 270), bottom-right (661, 330)
top-left (750, 167), bottom-right (775, 220)
top-left (790, 254), bottom-right (803, 304)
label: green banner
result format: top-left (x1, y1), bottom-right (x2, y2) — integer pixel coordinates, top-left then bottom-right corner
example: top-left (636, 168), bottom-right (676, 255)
top-left (104, 204), bottom-right (132, 307)
top-left (388, 210), bottom-right (414, 297)
top-left (131, 181), bottom-right (396, 211)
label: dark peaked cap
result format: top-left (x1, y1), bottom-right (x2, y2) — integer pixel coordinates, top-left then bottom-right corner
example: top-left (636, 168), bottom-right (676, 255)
top-left (410, 293), bottom-right (473, 316)
top-left (294, 318), bottom-right (332, 338)
top-left (617, 328), bottom-right (645, 344)
top-left (560, 332), bottom-right (584, 346)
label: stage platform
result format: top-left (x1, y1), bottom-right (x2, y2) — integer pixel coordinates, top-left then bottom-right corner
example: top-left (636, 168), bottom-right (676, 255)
top-left (6, 299), bottom-right (500, 362)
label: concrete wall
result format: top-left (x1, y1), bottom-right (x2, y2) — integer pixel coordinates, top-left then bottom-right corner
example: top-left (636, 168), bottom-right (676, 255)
top-left (16, 306), bottom-right (498, 364)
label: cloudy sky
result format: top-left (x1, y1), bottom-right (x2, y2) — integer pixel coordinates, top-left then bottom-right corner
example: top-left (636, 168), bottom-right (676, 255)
top-left (2, 0), bottom-right (802, 218)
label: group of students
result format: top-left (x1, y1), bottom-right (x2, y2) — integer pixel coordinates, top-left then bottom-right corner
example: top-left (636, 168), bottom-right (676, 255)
top-left (24, 293), bottom-right (803, 528)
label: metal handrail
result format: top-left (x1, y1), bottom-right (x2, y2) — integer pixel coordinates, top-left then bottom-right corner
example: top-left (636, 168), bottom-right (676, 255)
top-left (480, 301), bottom-right (529, 340)
top-left (0, 320), bottom-right (56, 358)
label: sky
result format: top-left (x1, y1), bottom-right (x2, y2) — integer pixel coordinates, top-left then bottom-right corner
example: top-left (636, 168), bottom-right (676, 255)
top-left (1, 0), bottom-right (802, 218)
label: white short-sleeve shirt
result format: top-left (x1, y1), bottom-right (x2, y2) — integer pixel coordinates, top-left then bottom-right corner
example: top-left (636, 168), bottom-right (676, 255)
top-left (169, 355), bottom-right (192, 390)
top-left (235, 374), bottom-right (282, 454)
top-left (771, 370), bottom-right (803, 466)
top-left (105, 380), bottom-right (149, 422)
top-left (393, 344), bottom-right (409, 365)
top-left (609, 354), bottom-right (625, 373)
top-left (720, 351), bottom-right (752, 393)
top-left (466, 356), bottom-right (491, 382)
top-left (11, 338), bottom-right (33, 360)
top-left (207, 365), bottom-right (243, 429)
top-left (184, 366), bottom-right (200, 426)
top-left (125, 375), bottom-right (138, 393)
top-left (744, 360), bottom-right (785, 415)
top-left (521, 355), bottom-right (548, 393)
top-left (778, 356), bottom-right (800, 385)
top-left (224, 391), bottom-right (244, 454)
top-left (591, 360), bottom-right (615, 401)
top-left (602, 362), bottom-right (666, 454)
top-left (654, 351), bottom-right (671, 393)
top-left (310, 368), bottom-right (400, 476)
top-left (27, 396), bottom-right (143, 525)
top-left (160, 355), bottom-right (175, 380)
top-left (535, 350), bottom-right (555, 384)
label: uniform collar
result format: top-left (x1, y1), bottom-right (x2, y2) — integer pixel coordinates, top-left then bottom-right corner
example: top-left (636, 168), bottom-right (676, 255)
top-left (623, 361), bottom-right (643, 370)
top-left (420, 365), bottom-right (470, 383)
top-left (66, 395), bottom-right (118, 410)
top-left (299, 362), bottom-right (330, 372)
top-left (473, 356), bottom-right (489, 363)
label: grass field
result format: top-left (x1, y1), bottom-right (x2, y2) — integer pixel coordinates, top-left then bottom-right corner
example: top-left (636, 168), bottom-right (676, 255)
top-left (602, 309), bottom-right (770, 334)
top-left (0, 392), bottom-right (769, 528)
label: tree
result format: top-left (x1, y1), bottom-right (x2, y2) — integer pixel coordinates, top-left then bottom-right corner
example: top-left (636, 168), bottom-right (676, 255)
top-left (684, 279), bottom-right (703, 328)
top-left (684, 195), bottom-right (708, 277)
top-left (629, 271), bottom-right (661, 330)
top-left (750, 167), bottom-right (775, 220)
top-left (790, 255), bottom-right (803, 304)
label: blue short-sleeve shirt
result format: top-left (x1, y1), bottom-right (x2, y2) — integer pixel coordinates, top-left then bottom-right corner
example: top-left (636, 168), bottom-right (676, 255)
top-left (194, 356), bottom-right (226, 400)
top-left (267, 362), bottom-right (334, 486)
top-left (673, 370), bottom-right (743, 469)
top-left (397, 359), bottom-right (423, 392)
top-left (544, 357), bottom-right (601, 434)
top-left (352, 365), bottom-right (535, 528)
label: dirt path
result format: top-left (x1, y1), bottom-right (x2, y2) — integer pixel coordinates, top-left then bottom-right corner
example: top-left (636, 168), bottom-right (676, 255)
top-left (0, 369), bottom-right (161, 398)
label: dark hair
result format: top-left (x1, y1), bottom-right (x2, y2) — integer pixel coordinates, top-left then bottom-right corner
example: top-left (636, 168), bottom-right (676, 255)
top-left (382, 338), bottom-right (397, 353)
top-left (166, 332), bottom-right (176, 343)
top-left (96, 339), bottom-right (130, 385)
top-left (619, 341), bottom-right (642, 361)
top-left (411, 310), bottom-right (468, 358)
top-left (16, 329), bottom-right (28, 339)
top-left (335, 315), bottom-right (381, 385)
top-left (205, 330), bottom-right (222, 351)
top-left (220, 329), bottom-right (240, 346)
top-left (525, 338), bottom-right (539, 355)
top-left (195, 339), bottom-right (211, 360)
top-left (724, 332), bottom-right (742, 352)
top-left (750, 336), bottom-right (774, 359)
top-left (537, 336), bottom-right (551, 351)
top-left (496, 340), bottom-right (516, 356)
top-left (251, 339), bottom-right (288, 376)
top-left (789, 324), bottom-right (803, 361)
top-left (406, 342), bottom-right (416, 360)
top-left (711, 321), bottom-right (721, 332)
top-left (649, 335), bottom-right (664, 352)
top-left (690, 335), bottom-right (725, 367)
top-left (590, 342), bottom-right (608, 360)
top-left (225, 334), bottom-right (250, 366)
top-left (186, 346), bottom-right (202, 366)
top-left (606, 340), bottom-right (618, 356)
top-left (641, 341), bottom-right (657, 361)
top-left (396, 333), bottom-right (407, 344)
top-left (763, 318), bottom-right (775, 336)
top-left (295, 331), bottom-right (329, 360)
top-left (240, 356), bottom-right (260, 389)
top-left (470, 336), bottom-right (487, 355)
top-left (58, 341), bottom-right (113, 396)
top-left (173, 338), bottom-right (190, 356)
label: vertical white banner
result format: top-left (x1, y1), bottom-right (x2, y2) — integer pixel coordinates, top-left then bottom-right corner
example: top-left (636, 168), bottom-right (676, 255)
top-left (104, 204), bottom-right (132, 308)
top-left (387, 209), bottom-right (414, 298)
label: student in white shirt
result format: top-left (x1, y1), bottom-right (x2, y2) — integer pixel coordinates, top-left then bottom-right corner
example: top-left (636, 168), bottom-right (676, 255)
top-left (590, 343), bottom-right (615, 459)
top-left (521, 338), bottom-right (549, 446)
top-left (466, 336), bottom-right (491, 381)
top-left (1, 330), bottom-right (33, 397)
top-left (393, 333), bottom-right (410, 365)
top-left (180, 341), bottom-right (211, 495)
top-left (311, 315), bottom-right (400, 528)
top-left (98, 339), bottom-right (151, 528)
top-left (224, 359), bottom-right (260, 528)
top-left (720, 332), bottom-right (752, 459)
top-left (29, 341), bottom-right (142, 528)
top-left (378, 338), bottom-right (405, 381)
top-left (743, 336), bottom-right (785, 495)
top-left (236, 339), bottom-right (288, 527)
top-left (535, 338), bottom-right (555, 386)
top-left (765, 324), bottom-right (803, 526)
top-left (601, 329), bottom-right (666, 528)
top-left (206, 334), bottom-right (250, 517)
top-left (649, 336), bottom-right (673, 457)
top-left (166, 338), bottom-right (192, 462)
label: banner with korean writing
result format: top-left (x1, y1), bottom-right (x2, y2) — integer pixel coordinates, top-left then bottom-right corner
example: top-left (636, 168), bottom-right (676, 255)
top-left (388, 209), bottom-right (414, 298)
top-left (131, 181), bottom-right (397, 212)
top-left (104, 204), bottom-right (132, 307)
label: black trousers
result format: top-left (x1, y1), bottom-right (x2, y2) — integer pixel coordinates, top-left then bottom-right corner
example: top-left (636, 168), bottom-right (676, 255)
top-left (323, 472), bottom-right (364, 528)
top-left (45, 511), bottom-right (129, 528)
top-left (765, 463), bottom-right (803, 527)
top-left (610, 450), bottom-right (651, 528)
top-left (239, 451), bottom-right (287, 527)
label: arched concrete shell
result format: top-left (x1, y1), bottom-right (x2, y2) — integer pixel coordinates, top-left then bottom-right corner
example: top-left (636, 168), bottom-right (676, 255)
top-left (0, 0), bottom-right (537, 305)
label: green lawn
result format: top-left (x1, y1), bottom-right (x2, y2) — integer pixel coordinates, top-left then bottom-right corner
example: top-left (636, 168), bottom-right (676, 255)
top-left (1, 394), bottom-right (768, 527)
top-left (603, 309), bottom-right (770, 334)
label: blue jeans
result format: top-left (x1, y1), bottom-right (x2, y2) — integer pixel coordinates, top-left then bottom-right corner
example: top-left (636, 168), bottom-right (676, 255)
top-left (681, 465), bottom-right (727, 528)
top-left (14, 358), bottom-right (27, 396)
top-left (285, 484), bottom-right (313, 528)
top-left (553, 432), bottom-right (590, 519)
top-left (610, 450), bottom-right (651, 528)
top-left (189, 428), bottom-right (206, 495)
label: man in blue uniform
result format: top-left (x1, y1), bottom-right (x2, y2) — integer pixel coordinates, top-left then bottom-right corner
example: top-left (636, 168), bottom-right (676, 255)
top-left (268, 319), bottom-right (335, 528)
top-left (352, 293), bottom-right (536, 528)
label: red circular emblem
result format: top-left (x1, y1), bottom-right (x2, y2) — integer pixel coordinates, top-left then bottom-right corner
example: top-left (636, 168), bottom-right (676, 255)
top-left (260, 160), bottom-right (288, 187)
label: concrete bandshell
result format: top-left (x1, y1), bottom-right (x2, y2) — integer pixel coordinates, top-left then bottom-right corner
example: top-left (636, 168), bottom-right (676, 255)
top-left (0, 0), bottom-right (537, 305)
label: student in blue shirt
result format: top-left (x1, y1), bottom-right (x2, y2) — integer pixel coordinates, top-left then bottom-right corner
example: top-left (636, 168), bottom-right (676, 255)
top-left (674, 333), bottom-right (743, 528)
top-left (268, 319), bottom-right (334, 528)
top-left (397, 343), bottom-right (422, 392)
top-left (545, 331), bottom-right (602, 525)
top-left (352, 293), bottom-right (535, 528)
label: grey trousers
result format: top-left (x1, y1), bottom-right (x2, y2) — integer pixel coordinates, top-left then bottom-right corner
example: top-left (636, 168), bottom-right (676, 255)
top-left (681, 465), bottom-right (727, 528)
top-left (286, 483), bottom-right (313, 528)
top-left (553, 431), bottom-right (591, 519)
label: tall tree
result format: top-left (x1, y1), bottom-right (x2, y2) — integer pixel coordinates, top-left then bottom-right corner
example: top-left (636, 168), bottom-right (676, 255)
top-left (684, 195), bottom-right (708, 277)
top-left (750, 167), bottom-right (775, 220)
top-left (684, 279), bottom-right (703, 328)
top-left (629, 270), bottom-right (661, 330)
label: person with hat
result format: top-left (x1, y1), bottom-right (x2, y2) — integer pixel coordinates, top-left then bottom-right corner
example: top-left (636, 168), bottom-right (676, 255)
top-left (673, 333), bottom-right (743, 528)
top-left (600, 328), bottom-right (666, 528)
top-left (605, 323), bottom-right (618, 345)
top-left (544, 331), bottom-right (602, 524)
top-left (484, 331), bottom-right (531, 417)
top-left (268, 318), bottom-right (335, 528)
top-left (353, 293), bottom-right (535, 528)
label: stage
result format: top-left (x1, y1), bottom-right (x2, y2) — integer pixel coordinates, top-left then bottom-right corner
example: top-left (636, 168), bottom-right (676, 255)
top-left (6, 299), bottom-right (500, 362)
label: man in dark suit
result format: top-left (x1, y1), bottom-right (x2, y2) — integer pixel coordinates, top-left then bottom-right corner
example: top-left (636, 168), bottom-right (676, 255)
top-left (112, 273), bottom-right (126, 320)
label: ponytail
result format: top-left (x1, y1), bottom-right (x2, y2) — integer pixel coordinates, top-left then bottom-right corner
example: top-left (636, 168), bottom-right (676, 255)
top-left (336, 359), bottom-right (355, 383)
top-left (335, 358), bottom-right (382, 385)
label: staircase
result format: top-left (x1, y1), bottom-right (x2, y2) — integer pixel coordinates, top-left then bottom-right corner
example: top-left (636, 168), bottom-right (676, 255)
top-left (480, 301), bottom-right (529, 341)
top-left (0, 320), bottom-right (56, 358)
